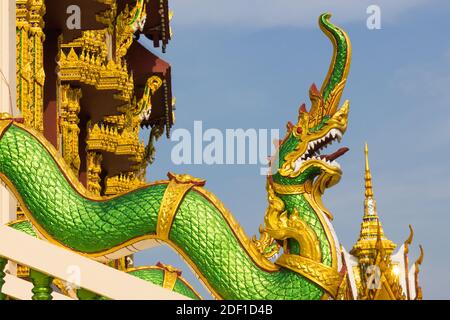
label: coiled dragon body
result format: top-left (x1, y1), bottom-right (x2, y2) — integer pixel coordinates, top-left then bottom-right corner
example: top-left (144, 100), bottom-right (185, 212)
top-left (0, 14), bottom-right (351, 300)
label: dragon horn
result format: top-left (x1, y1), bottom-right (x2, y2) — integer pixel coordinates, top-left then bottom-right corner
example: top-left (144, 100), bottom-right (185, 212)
top-left (318, 13), bottom-right (352, 106)
top-left (303, 14), bottom-right (352, 129)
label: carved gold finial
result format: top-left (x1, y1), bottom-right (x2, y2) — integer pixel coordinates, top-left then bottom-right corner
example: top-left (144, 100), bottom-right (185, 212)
top-left (414, 245), bottom-right (424, 300)
top-left (404, 225), bottom-right (414, 255)
top-left (416, 245), bottom-right (424, 266)
top-left (364, 143), bottom-right (377, 218)
top-left (364, 143), bottom-right (373, 199)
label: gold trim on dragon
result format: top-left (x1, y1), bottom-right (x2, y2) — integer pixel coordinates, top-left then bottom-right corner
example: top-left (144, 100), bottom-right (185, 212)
top-left (271, 180), bottom-right (313, 195)
top-left (156, 173), bottom-right (202, 240)
top-left (276, 253), bottom-right (342, 298)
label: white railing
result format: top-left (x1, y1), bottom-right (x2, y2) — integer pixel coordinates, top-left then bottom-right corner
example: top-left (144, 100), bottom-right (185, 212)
top-left (2, 274), bottom-right (72, 300)
top-left (0, 225), bottom-right (189, 300)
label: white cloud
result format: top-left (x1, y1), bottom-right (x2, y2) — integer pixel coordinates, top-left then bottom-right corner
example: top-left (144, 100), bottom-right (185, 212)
top-left (170, 0), bottom-right (431, 28)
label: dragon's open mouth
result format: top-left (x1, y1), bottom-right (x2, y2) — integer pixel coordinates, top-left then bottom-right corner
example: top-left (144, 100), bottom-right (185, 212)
top-left (294, 129), bottom-right (349, 170)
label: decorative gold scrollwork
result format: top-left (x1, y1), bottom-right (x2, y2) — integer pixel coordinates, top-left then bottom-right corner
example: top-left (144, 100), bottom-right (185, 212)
top-left (252, 225), bottom-right (280, 259)
top-left (115, 0), bottom-right (147, 60)
top-left (263, 180), bottom-right (322, 262)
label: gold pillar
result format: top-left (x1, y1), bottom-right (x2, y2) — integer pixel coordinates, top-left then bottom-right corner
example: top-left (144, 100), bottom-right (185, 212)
top-left (87, 152), bottom-right (103, 196)
top-left (16, 0), bottom-right (45, 132)
top-left (60, 85), bottom-right (82, 175)
top-left (28, 0), bottom-right (45, 132)
top-left (16, 0), bottom-right (30, 119)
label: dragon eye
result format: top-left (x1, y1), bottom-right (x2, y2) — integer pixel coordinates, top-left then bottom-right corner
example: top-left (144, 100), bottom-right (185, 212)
top-left (296, 127), bottom-right (303, 135)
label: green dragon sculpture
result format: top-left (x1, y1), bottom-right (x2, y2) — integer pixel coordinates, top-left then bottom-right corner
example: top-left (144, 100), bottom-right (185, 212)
top-left (0, 13), bottom-right (351, 300)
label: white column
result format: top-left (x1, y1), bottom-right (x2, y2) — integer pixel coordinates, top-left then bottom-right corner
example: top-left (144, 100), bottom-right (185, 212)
top-left (0, 0), bottom-right (18, 227)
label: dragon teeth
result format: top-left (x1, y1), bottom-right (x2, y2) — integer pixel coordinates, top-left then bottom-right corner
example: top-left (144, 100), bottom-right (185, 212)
top-left (329, 129), bottom-right (338, 138)
top-left (297, 129), bottom-right (344, 166)
top-left (327, 129), bottom-right (343, 141)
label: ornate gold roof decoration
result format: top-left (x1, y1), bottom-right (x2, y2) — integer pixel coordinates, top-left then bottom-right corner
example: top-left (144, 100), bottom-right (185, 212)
top-left (86, 122), bottom-right (145, 163)
top-left (96, 0), bottom-right (118, 28)
top-left (344, 144), bottom-right (424, 300)
top-left (58, 36), bottom-right (134, 102)
top-left (105, 172), bottom-right (146, 196)
top-left (351, 143), bottom-right (396, 265)
top-left (115, 0), bottom-right (147, 60)
top-left (134, 75), bottom-right (163, 121)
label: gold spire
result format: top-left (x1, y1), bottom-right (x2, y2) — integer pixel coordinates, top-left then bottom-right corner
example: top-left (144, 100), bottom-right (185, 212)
top-left (351, 143), bottom-right (396, 264)
top-left (365, 143), bottom-right (373, 199)
top-left (363, 143), bottom-right (377, 218)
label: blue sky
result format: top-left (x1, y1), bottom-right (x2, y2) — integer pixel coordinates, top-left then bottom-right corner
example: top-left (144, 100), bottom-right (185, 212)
top-left (137, 0), bottom-right (450, 299)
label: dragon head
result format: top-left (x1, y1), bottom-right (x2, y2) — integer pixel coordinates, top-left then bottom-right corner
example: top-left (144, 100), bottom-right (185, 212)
top-left (273, 84), bottom-right (349, 190)
top-left (255, 16), bottom-right (352, 291)
top-left (271, 13), bottom-right (351, 206)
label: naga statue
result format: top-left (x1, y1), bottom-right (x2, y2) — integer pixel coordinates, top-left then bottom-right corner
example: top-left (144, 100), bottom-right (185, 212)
top-left (0, 14), bottom-right (352, 300)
